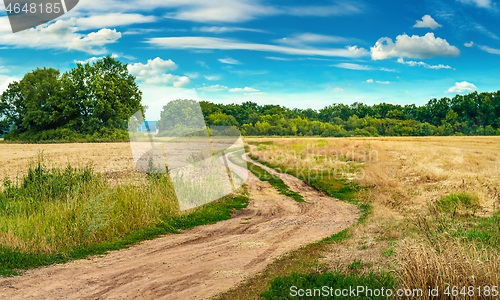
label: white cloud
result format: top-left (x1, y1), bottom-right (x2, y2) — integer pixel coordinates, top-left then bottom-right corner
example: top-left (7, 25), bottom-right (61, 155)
top-left (446, 81), bottom-right (477, 93)
top-left (283, 3), bottom-right (363, 17)
top-left (218, 58), bottom-right (242, 64)
top-left (479, 45), bottom-right (500, 55)
top-left (72, 14), bottom-right (156, 31)
top-left (195, 26), bottom-right (265, 33)
top-left (75, 53), bottom-right (119, 64)
top-left (184, 72), bottom-right (199, 78)
top-left (413, 15), bottom-right (443, 29)
top-left (397, 58), bottom-right (452, 69)
top-left (128, 57), bottom-right (191, 87)
top-left (147, 37), bottom-right (369, 58)
top-left (464, 41), bottom-right (474, 47)
top-left (276, 33), bottom-right (353, 46)
top-left (173, 76), bottom-right (192, 87)
top-left (204, 75), bottom-right (221, 81)
top-left (128, 57), bottom-right (177, 78)
top-left (326, 87), bottom-right (344, 92)
top-left (198, 84), bottom-right (228, 92)
top-left (474, 25), bottom-right (499, 40)
top-left (364, 79), bottom-right (390, 84)
top-left (0, 20), bottom-right (121, 54)
top-left (457, 0), bottom-right (492, 8)
top-left (197, 60), bottom-right (209, 69)
top-left (371, 33), bottom-right (459, 60)
top-left (244, 92), bottom-right (267, 95)
top-left (414, 15), bottom-right (442, 30)
top-left (332, 63), bottom-right (395, 72)
top-left (0, 76), bottom-right (19, 95)
top-left (333, 63), bottom-right (373, 70)
top-left (229, 86), bottom-right (259, 92)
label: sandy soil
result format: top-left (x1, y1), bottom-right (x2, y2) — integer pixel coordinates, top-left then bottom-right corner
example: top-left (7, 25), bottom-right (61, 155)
top-left (0, 151), bottom-right (358, 299)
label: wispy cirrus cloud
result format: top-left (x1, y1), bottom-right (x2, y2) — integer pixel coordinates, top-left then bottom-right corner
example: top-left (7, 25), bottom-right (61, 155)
top-left (219, 57), bottom-right (242, 64)
top-left (194, 26), bottom-right (266, 33)
top-left (397, 58), bottom-right (452, 69)
top-left (147, 37), bottom-right (369, 58)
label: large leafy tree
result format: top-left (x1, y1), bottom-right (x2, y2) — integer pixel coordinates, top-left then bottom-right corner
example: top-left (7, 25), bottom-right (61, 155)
top-left (63, 56), bottom-right (143, 133)
top-left (0, 56), bottom-right (142, 140)
top-left (0, 68), bottom-right (62, 135)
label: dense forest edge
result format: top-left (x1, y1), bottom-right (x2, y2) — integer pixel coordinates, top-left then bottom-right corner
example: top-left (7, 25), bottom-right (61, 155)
top-left (1, 56), bottom-right (500, 141)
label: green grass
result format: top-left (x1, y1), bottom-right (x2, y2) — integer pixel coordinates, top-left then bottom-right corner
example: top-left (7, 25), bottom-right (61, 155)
top-left (261, 271), bottom-right (395, 299)
top-left (248, 154), bottom-right (369, 221)
top-left (0, 154), bottom-right (250, 277)
top-left (227, 149), bottom-right (307, 203)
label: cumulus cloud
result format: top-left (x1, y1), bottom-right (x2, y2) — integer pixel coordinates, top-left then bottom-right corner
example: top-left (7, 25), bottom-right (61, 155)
top-left (0, 20), bottom-right (122, 54)
top-left (464, 41), bottom-right (474, 47)
top-left (365, 79), bottom-right (374, 83)
top-left (414, 15), bottom-right (442, 30)
top-left (198, 84), bottom-right (228, 92)
top-left (75, 54), bottom-right (119, 64)
top-left (446, 81), bottom-right (477, 93)
top-left (397, 58), bottom-right (452, 69)
top-left (147, 37), bottom-right (369, 58)
top-left (229, 86), bottom-right (259, 92)
top-left (0, 76), bottom-right (19, 95)
top-left (218, 58), bottom-right (242, 64)
top-left (371, 33), bottom-right (460, 60)
top-left (128, 57), bottom-right (191, 87)
top-left (128, 57), bottom-right (177, 77)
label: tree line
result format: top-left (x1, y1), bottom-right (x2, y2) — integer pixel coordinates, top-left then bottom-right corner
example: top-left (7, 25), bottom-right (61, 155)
top-left (200, 92), bottom-right (500, 137)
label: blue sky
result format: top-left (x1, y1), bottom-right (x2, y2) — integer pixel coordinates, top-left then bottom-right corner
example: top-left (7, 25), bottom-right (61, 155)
top-left (0, 0), bottom-right (499, 110)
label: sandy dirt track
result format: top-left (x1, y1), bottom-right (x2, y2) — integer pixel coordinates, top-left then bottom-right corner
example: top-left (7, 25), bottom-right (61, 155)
top-left (0, 148), bottom-right (358, 299)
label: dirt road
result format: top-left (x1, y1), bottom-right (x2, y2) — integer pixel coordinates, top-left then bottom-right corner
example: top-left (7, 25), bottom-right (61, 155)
top-left (0, 156), bottom-right (358, 299)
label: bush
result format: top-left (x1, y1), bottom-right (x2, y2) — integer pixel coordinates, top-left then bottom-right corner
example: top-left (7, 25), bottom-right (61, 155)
top-left (436, 193), bottom-right (480, 215)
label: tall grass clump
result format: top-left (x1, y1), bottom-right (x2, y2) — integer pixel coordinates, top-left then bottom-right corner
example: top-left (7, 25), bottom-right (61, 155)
top-left (0, 154), bottom-right (178, 254)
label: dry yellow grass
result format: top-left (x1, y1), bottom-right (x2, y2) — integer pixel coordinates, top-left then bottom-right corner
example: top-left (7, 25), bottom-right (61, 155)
top-left (396, 237), bottom-right (500, 300)
top-left (246, 136), bottom-right (500, 214)
top-left (246, 136), bottom-right (500, 293)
